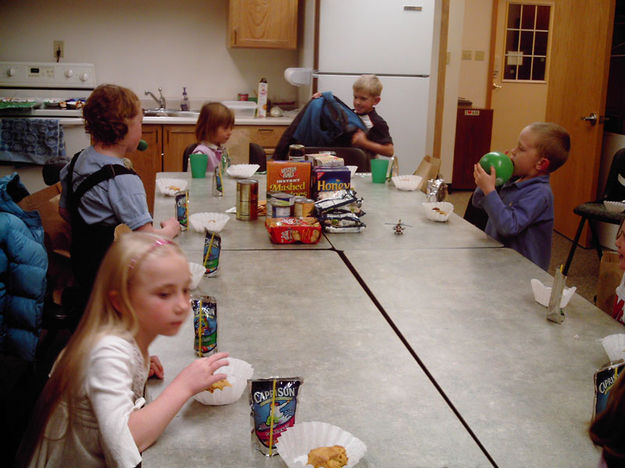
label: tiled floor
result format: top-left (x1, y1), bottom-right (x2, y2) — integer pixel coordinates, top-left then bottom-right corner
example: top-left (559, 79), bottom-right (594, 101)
top-left (447, 190), bottom-right (602, 304)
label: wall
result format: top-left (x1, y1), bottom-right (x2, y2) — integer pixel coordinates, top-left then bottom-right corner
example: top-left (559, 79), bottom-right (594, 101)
top-left (0, 0), bottom-right (300, 108)
top-left (457, 0), bottom-right (492, 108)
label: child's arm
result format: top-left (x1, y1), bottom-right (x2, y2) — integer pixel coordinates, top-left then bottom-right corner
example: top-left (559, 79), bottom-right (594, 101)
top-left (128, 352), bottom-right (229, 452)
top-left (351, 130), bottom-right (394, 157)
top-left (136, 218), bottom-right (181, 239)
top-left (473, 163), bottom-right (497, 195)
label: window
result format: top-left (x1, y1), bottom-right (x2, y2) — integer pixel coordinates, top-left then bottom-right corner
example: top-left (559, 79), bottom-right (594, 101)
top-left (503, 3), bottom-right (551, 81)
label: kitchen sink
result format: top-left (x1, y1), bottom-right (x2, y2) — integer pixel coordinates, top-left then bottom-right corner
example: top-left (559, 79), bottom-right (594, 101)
top-left (143, 109), bottom-right (199, 117)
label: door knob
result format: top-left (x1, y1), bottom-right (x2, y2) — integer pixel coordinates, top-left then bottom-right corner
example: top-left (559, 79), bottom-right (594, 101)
top-left (492, 81), bottom-right (503, 89)
top-left (581, 112), bottom-right (598, 125)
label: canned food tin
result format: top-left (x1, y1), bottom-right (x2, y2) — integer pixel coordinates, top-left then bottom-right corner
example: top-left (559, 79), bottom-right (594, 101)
top-left (192, 295), bottom-right (217, 356)
top-left (294, 197), bottom-right (315, 218)
top-left (269, 192), bottom-right (294, 218)
top-left (236, 179), bottom-right (259, 221)
top-left (203, 231), bottom-right (221, 277)
top-left (175, 190), bottom-right (189, 230)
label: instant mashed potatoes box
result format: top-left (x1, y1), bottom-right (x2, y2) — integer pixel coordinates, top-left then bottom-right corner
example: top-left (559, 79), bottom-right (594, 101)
top-left (266, 161), bottom-right (312, 198)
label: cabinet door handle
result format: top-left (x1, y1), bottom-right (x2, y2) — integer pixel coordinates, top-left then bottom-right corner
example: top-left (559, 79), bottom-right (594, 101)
top-left (258, 128), bottom-right (274, 133)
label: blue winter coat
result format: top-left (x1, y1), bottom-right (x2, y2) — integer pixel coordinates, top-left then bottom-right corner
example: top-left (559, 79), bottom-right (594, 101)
top-left (0, 173), bottom-right (47, 362)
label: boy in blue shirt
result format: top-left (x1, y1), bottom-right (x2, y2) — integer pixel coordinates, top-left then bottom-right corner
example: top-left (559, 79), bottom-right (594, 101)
top-left (472, 122), bottom-right (570, 270)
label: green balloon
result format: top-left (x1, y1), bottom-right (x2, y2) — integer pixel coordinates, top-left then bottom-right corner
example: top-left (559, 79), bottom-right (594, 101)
top-left (479, 151), bottom-right (514, 186)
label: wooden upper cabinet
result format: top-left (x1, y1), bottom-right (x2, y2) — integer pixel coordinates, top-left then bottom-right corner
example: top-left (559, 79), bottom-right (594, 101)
top-left (229, 0), bottom-right (298, 49)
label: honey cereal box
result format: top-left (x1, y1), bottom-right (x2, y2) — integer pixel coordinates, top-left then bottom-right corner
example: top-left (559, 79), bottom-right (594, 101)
top-left (312, 166), bottom-right (351, 199)
top-left (266, 161), bottom-right (312, 199)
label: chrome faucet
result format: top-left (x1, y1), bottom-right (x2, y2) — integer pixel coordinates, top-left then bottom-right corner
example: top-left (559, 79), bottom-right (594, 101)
top-left (144, 88), bottom-right (166, 109)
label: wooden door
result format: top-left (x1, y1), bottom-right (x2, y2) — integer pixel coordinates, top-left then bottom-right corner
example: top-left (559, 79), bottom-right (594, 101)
top-left (452, 108), bottom-right (494, 190)
top-left (546, 0), bottom-right (615, 242)
top-left (489, 1), bottom-right (551, 153)
top-left (229, 0), bottom-right (298, 49)
top-left (126, 124), bottom-right (161, 214)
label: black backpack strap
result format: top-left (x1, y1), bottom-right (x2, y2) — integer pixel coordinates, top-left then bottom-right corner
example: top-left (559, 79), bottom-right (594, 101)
top-left (73, 164), bottom-right (137, 201)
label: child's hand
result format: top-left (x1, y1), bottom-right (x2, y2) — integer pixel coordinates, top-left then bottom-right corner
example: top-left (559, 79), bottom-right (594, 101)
top-left (473, 163), bottom-right (497, 195)
top-left (351, 129), bottom-right (367, 146)
top-left (161, 217), bottom-right (181, 238)
top-left (312, 92), bottom-right (322, 99)
top-left (149, 355), bottom-right (164, 379)
top-left (175, 352), bottom-right (230, 397)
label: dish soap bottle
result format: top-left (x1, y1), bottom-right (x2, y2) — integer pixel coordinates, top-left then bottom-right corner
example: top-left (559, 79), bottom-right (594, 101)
top-left (180, 87), bottom-right (190, 111)
top-left (257, 77), bottom-right (268, 118)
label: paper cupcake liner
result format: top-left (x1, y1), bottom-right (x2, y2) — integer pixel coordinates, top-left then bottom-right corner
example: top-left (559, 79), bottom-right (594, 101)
top-left (156, 178), bottom-right (188, 196)
top-left (530, 278), bottom-right (576, 308)
top-left (226, 164), bottom-right (260, 178)
top-left (188, 262), bottom-right (205, 290)
top-left (189, 212), bottom-right (230, 233)
top-left (392, 175), bottom-right (422, 191)
top-left (422, 201), bottom-right (454, 222)
top-left (276, 421), bottom-right (366, 468)
top-left (600, 334), bottom-right (625, 362)
top-left (193, 358), bottom-right (254, 405)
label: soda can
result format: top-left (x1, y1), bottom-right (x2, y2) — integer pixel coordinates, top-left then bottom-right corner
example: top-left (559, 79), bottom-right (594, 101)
top-left (175, 190), bottom-right (189, 230)
top-left (236, 179), bottom-right (259, 221)
top-left (202, 230), bottom-right (221, 277)
top-left (192, 295), bottom-right (217, 356)
top-left (293, 197), bottom-right (315, 218)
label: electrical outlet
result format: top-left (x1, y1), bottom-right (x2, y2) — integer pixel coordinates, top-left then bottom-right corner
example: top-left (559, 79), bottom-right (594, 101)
top-left (53, 40), bottom-right (64, 59)
top-left (461, 50), bottom-right (472, 60)
top-left (474, 50), bottom-right (485, 61)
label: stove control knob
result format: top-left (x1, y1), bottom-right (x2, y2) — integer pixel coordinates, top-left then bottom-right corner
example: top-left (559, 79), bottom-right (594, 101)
top-left (65, 69), bottom-right (74, 78)
top-left (79, 72), bottom-right (90, 82)
top-left (7, 68), bottom-right (16, 77)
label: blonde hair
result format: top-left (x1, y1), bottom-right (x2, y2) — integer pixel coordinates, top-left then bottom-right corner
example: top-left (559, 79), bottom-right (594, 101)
top-left (353, 74), bottom-right (383, 97)
top-left (527, 122), bottom-right (570, 172)
top-left (17, 232), bottom-right (185, 465)
top-left (195, 102), bottom-right (235, 143)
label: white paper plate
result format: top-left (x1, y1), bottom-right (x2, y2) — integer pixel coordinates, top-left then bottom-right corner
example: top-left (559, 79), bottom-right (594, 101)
top-left (530, 278), bottom-right (576, 308)
top-left (604, 200), bottom-right (625, 213)
top-left (193, 358), bottom-right (254, 405)
top-left (422, 201), bottom-right (454, 222)
top-left (226, 164), bottom-right (260, 178)
top-left (188, 212), bottom-right (230, 233)
top-left (392, 175), bottom-right (422, 191)
top-left (276, 421), bottom-right (366, 468)
top-left (156, 178), bottom-right (188, 196)
top-left (188, 262), bottom-right (205, 290)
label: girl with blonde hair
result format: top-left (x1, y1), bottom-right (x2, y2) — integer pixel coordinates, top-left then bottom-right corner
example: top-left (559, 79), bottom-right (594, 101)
top-left (17, 232), bottom-right (228, 467)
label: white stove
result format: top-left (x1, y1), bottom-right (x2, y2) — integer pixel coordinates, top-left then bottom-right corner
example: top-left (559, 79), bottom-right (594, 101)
top-left (0, 61), bottom-right (96, 117)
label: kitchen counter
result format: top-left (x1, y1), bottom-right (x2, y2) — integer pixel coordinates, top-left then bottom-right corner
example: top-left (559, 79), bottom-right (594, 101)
top-left (142, 115), bottom-right (294, 125)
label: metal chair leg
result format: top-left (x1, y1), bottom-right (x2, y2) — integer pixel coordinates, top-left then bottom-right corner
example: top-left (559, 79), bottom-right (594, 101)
top-left (563, 217), bottom-right (586, 276)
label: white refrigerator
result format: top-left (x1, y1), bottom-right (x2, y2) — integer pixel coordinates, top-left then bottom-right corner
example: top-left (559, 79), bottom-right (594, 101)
top-left (288, 0), bottom-right (437, 175)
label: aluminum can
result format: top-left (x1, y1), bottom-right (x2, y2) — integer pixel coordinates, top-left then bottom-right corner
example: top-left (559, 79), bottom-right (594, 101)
top-left (192, 295), bottom-right (217, 356)
top-left (268, 192), bottom-right (294, 218)
top-left (175, 190), bottom-right (189, 231)
top-left (294, 197), bottom-right (315, 217)
top-left (203, 231), bottom-right (221, 277)
top-left (236, 179), bottom-right (259, 221)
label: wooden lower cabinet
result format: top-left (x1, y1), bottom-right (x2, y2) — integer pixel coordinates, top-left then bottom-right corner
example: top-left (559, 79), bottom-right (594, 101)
top-left (126, 124), bottom-right (162, 214)
top-left (127, 123), bottom-right (287, 213)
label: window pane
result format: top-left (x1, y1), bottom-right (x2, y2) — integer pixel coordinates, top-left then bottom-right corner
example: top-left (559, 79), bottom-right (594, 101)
top-left (536, 5), bottom-right (550, 30)
top-left (534, 31), bottom-right (548, 55)
top-left (532, 57), bottom-right (546, 81)
top-left (518, 58), bottom-right (531, 80)
top-left (508, 3), bottom-right (522, 28)
top-left (520, 31), bottom-right (534, 55)
top-left (506, 30), bottom-right (520, 52)
top-left (504, 62), bottom-right (517, 80)
top-left (521, 4), bottom-right (536, 29)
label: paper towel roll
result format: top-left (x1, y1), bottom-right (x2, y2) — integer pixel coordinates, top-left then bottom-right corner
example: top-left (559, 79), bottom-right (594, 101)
top-left (284, 67), bottom-right (312, 86)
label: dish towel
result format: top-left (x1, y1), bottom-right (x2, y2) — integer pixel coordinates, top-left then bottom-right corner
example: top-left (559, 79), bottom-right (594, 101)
top-left (0, 118), bottom-right (66, 164)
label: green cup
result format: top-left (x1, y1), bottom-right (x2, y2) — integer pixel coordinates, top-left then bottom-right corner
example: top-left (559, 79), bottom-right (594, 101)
top-left (371, 158), bottom-right (389, 183)
top-left (190, 153), bottom-right (208, 178)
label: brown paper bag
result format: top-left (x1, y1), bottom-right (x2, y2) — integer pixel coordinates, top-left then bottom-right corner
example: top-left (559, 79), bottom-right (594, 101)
top-left (414, 155), bottom-right (441, 192)
top-left (596, 251), bottom-right (624, 313)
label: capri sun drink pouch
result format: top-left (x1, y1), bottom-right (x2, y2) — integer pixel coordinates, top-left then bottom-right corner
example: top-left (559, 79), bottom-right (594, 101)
top-left (249, 377), bottom-right (303, 456)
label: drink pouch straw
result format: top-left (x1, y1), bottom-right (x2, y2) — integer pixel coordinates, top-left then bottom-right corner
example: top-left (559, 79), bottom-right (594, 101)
top-left (547, 265), bottom-right (566, 323)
